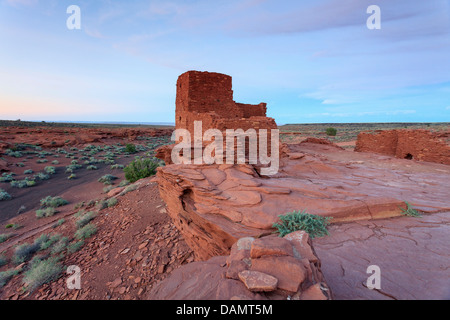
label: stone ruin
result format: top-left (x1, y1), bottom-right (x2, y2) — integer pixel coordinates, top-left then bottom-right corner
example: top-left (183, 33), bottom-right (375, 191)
top-left (355, 129), bottom-right (450, 165)
top-left (175, 70), bottom-right (277, 136)
top-left (156, 70), bottom-right (280, 167)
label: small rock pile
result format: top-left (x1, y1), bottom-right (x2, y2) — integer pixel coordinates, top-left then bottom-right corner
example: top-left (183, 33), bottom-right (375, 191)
top-left (149, 231), bottom-right (332, 300)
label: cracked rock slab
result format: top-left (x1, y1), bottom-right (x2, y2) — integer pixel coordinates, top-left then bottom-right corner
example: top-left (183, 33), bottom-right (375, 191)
top-left (312, 212), bottom-right (450, 300)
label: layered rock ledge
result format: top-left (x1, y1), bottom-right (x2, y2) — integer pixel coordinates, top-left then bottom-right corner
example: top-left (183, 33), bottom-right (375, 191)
top-left (156, 141), bottom-right (450, 261)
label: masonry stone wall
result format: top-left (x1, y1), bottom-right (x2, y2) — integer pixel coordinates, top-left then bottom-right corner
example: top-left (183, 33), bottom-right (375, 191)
top-left (355, 129), bottom-right (450, 165)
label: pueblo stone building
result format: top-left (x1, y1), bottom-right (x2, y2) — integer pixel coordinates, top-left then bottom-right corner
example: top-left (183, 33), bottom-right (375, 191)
top-left (175, 70), bottom-right (277, 137)
top-left (355, 129), bottom-right (450, 165)
top-left (157, 70), bottom-right (279, 165)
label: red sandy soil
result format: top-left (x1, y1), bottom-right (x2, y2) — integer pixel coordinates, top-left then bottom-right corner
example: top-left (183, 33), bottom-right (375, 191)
top-left (0, 180), bottom-right (194, 300)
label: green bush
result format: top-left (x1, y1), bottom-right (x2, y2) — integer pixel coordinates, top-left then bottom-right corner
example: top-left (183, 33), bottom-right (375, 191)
top-left (24, 169), bottom-right (34, 175)
top-left (400, 201), bottom-right (422, 217)
top-left (12, 242), bottom-right (40, 265)
top-left (36, 207), bottom-right (58, 218)
top-left (0, 189), bottom-right (12, 201)
top-left (50, 237), bottom-right (69, 255)
top-left (10, 179), bottom-right (36, 188)
top-left (44, 166), bottom-right (56, 174)
top-left (67, 174), bottom-right (77, 180)
top-left (86, 165), bottom-right (98, 170)
top-left (124, 158), bottom-right (160, 183)
top-left (75, 211), bottom-right (97, 229)
top-left (22, 257), bottom-right (62, 292)
top-left (75, 223), bottom-right (97, 240)
top-left (40, 196), bottom-right (68, 208)
top-left (326, 127), bottom-right (337, 136)
top-left (0, 173), bottom-right (15, 182)
top-left (67, 240), bottom-right (84, 254)
top-left (53, 219), bottom-right (65, 228)
top-left (106, 197), bottom-right (118, 208)
top-left (38, 234), bottom-right (61, 251)
top-left (35, 172), bottom-right (50, 180)
top-left (0, 233), bottom-right (12, 243)
top-left (125, 143), bottom-right (137, 154)
top-left (0, 269), bottom-right (19, 288)
top-left (98, 174), bottom-right (118, 185)
top-left (0, 255), bottom-right (7, 267)
top-left (272, 210), bottom-right (332, 238)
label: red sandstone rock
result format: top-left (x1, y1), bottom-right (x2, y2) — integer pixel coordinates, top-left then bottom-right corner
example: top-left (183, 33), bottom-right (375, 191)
top-left (299, 283), bottom-right (329, 300)
top-left (157, 141), bottom-right (450, 261)
top-left (250, 235), bottom-right (294, 259)
top-left (251, 255), bottom-right (307, 293)
top-left (149, 234), bottom-right (330, 300)
top-left (238, 270), bottom-right (278, 292)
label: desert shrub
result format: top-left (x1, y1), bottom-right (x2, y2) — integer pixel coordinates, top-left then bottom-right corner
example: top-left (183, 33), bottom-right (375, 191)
top-left (50, 237), bottom-right (69, 255)
top-left (120, 183), bottom-right (138, 196)
top-left (110, 164), bottom-right (124, 170)
top-left (5, 223), bottom-right (21, 230)
top-left (118, 180), bottom-right (130, 187)
top-left (98, 174), bottom-right (118, 185)
top-left (96, 199), bottom-right (108, 210)
top-left (106, 197), bottom-right (118, 208)
top-left (0, 173), bottom-right (15, 182)
top-left (22, 257), bottom-right (62, 292)
top-left (34, 233), bottom-right (61, 251)
top-left (35, 172), bottom-right (50, 180)
top-left (124, 158), bottom-right (160, 183)
top-left (36, 159), bottom-right (48, 163)
top-left (16, 162), bottom-right (25, 167)
top-left (125, 143), bottom-right (137, 154)
top-left (75, 211), bottom-right (97, 229)
top-left (0, 269), bottom-right (19, 288)
top-left (86, 165), bottom-right (98, 170)
top-left (0, 233), bottom-right (12, 243)
top-left (51, 160), bottom-right (59, 165)
top-left (44, 166), bottom-right (56, 174)
top-left (53, 219), bottom-right (65, 228)
top-left (12, 242), bottom-right (40, 265)
top-left (326, 127), bottom-right (337, 136)
top-left (36, 207), bottom-right (57, 219)
top-left (66, 164), bottom-right (82, 172)
top-left (40, 196), bottom-right (68, 208)
top-left (67, 240), bottom-right (84, 253)
top-left (75, 223), bottom-right (97, 240)
top-left (0, 189), bottom-right (12, 201)
top-left (0, 255), bottom-right (7, 267)
top-left (24, 169), bottom-right (34, 175)
top-left (400, 201), bottom-right (422, 217)
top-left (67, 174), bottom-right (77, 180)
top-left (272, 210), bottom-right (332, 238)
top-left (10, 179), bottom-right (36, 188)
top-left (6, 149), bottom-right (23, 158)
top-left (103, 185), bottom-right (115, 193)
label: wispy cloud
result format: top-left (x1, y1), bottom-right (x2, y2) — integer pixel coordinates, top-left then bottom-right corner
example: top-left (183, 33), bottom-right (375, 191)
top-left (6, 0), bottom-right (38, 7)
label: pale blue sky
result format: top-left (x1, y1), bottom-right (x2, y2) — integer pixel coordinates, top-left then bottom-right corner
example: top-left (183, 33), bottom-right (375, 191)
top-left (1, 0), bottom-right (449, 124)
